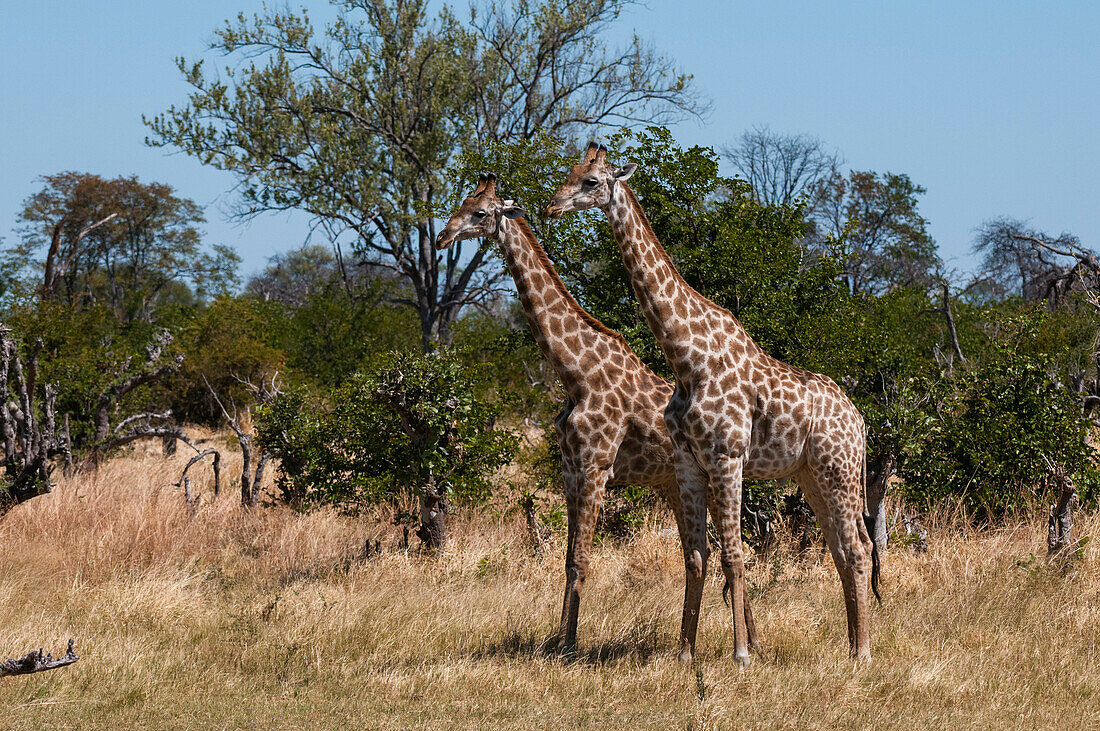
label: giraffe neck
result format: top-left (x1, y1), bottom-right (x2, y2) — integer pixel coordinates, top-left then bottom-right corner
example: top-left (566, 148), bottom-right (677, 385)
top-left (604, 182), bottom-right (754, 378)
top-left (495, 217), bottom-right (617, 395)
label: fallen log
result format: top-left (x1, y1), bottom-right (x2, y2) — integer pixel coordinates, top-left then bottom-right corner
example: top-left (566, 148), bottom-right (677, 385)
top-left (1, 639), bottom-right (79, 678)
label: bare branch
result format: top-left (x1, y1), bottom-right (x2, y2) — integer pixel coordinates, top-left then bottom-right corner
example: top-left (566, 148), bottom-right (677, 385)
top-left (1, 640), bottom-right (79, 678)
top-left (98, 426), bottom-right (198, 455)
top-left (114, 410), bottom-right (173, 435)
top-left (176, 448), bottom-right (222, 499)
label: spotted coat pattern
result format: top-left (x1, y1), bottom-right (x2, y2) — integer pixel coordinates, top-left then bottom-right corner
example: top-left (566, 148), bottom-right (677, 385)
top-left (547, 145), bottom-right (875, 665)
top-left (437, 174), bottom-right (758, 654)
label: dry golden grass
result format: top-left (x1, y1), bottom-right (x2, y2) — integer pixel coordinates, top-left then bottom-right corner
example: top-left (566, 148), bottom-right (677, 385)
top-left (2, 437), bottom-right (1099, 729)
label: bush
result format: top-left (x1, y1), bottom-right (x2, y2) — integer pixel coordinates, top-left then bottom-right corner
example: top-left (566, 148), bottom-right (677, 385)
top-left (900, 314), bottom-right (1098, 520)
top-left (257, 350), bottom-right (519, 533)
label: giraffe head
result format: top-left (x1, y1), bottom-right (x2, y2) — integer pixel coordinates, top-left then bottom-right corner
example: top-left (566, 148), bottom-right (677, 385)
top-left (436, 173), bottom-right (527, 249)
top-left (544, 142), bottom-right (636, 218)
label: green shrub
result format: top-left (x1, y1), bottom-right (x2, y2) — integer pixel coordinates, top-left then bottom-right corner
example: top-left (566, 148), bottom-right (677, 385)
top-left (900, 313), bottom-right (1097, 520)
top-left (256, 350), bottom-right (519, 517)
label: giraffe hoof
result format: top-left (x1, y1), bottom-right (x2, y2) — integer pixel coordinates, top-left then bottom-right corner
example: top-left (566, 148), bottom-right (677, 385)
top-left (677, 649), bottom-right (694, 666)
top-left (734, 649), bottom-right (751, 669)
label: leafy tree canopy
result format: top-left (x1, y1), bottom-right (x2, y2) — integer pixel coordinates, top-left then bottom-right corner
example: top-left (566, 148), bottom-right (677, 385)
top-left (9, 172), bottom-right (238, 321)
top-left (147, 0), bottom-right (703, 352)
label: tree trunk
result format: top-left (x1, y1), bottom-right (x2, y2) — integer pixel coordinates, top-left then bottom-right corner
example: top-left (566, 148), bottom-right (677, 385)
top-left (0, 329), bottom-right (64, 518)
top-left (523, 494), bottom-right (544, 555)
top-left (416, 488), bottom-right (447, 552)
top-left (239, 432), bottom-right (253, 508)
top-left (866, 451), bottom-right (896, 551)
top-left (783, 490), bottom-right (818, 553)
top-left (940, 281), bottom-right (966, 366)
top-left (1047, 469), bottom-right (1075, 557)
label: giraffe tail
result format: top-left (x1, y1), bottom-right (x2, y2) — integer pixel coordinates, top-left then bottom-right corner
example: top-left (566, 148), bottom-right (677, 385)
top-left (861, 437), bottom-right (883, 604)
top-left (869, 527), bottom-right (882, 604)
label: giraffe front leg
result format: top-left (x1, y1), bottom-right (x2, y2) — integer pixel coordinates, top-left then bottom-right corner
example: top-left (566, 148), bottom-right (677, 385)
top-left (673, 445), bottom-right (709, 666)
top-left (557, 466), bottom-right (581, 652)
top-left (707, 453), bottom-right (751, 668)
top-left (707, 492), bottom-right (760, 651)
top-left (558, 464), bottom-right (608, 655)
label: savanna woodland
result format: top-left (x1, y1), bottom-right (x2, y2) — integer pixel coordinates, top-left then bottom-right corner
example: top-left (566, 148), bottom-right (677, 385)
top-left (3, 1), bottom-right (1099, 727)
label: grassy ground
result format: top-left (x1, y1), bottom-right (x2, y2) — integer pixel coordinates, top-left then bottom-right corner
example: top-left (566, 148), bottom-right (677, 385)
top-left (2, 439), bottom-right (1098, 729)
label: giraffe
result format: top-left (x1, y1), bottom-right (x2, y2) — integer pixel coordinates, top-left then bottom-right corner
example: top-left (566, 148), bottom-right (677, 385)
top-left (436, 173), bottom-right (758, 655)
top-left (546, 144), bottom-right (880, 666)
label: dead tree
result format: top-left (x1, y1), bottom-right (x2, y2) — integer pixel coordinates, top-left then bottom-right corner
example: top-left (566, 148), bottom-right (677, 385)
top-left (42, 210), bottom-right (118, 301)
top-left (897, 510), bottom-right (928, 553)
top-left (175, 448), bottom-right (222, 511)
top-left (865, 449), bottom-right (897, 551)
top-left (90, 328), bottom-right (192, 465)
top-left (1, 640), bottom-right (79, 678)
top-left (1045, 463), bottom-right (1076, 557)
top-left (522, 493), bottom-right (549, 556)
top-left (204, 373), bottom-right (279, 508)
top-left (783, 490), bottom-right (819, 553)
top-left (938, 281), bottom-right (967, 367)
top-left (0, 327), bottom-right (72, 517)
top-left (742, 496), bottom-right (776, 555)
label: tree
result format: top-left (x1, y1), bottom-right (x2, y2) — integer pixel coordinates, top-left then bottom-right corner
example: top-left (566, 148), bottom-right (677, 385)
top-left (245, 244), bottom-right (348, 307)
top-left (257, 350), bottom-right (518, 550)
top-left (206, 373), bottom-right (280, 508)
top-left (12, 173), bottom-right (239, 321)
top-left (146, 0), bottom-right (703, 352)
top-left (723, 126), bottom-right (839, 207)
top-left (974, 217), bottom-right (1097, 307)
top-left (810, 170), bottom-right (940, 295)
top-left (0, 327), bottom-right (71, 516)
top-left (899, 312), bottom-right (1098, 521)
top-left (168, 296), bottom-right (288, 425)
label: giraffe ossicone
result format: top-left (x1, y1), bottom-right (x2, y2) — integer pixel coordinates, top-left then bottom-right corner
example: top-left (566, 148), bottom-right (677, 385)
top-left (547, 143), bottom-right (880, 665)
top-left (437, 172), bottom-right (758, 657)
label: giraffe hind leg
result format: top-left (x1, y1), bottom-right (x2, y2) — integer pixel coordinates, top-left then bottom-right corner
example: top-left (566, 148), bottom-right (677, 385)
top-left (796, 466), bottom-right (872, 660)
top-left (556, 466), bottom-right (582, 653)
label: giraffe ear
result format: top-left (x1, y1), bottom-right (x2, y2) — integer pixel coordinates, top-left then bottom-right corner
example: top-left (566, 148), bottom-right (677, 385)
top-left (501, 200), bottom-right (527, 220)
top-left (612, 163), bottom-right (637, 181)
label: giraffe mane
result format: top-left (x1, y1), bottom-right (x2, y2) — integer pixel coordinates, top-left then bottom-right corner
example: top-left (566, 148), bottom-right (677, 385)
top-left (507, 216), bottom-right (632, 347)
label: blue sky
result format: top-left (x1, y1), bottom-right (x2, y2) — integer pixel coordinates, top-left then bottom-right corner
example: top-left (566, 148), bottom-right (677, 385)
top-left (2, 1), bottom-right (1097, 278)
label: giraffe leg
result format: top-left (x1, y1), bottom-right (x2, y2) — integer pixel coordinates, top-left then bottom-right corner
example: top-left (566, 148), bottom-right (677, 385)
top-left (558, 465), bottom-right (608, 655)
top-left (707, 453), bottom-right (751, 668)
top-left (797, 468), bottom-right (872, 661)
top-left (557, 466), bottom-right (581, 651)
top-left (673, 445), bottom-right (709, 666)
top-left (707, 493), bottom-right (759, 651)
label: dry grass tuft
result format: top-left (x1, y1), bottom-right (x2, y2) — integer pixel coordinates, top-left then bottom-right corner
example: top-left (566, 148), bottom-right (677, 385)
top-left (2, 438), bottom-right (1099, 728)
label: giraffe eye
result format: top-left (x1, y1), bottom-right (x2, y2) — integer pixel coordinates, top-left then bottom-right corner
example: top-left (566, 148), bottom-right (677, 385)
top-left (473, 210), bottom-right (487, 219)
top-left (583, 178), bottom-right (598, 188)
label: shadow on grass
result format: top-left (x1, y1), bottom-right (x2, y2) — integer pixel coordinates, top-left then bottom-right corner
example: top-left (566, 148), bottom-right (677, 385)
top-left (470, 617), bottom-right (667, 667)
